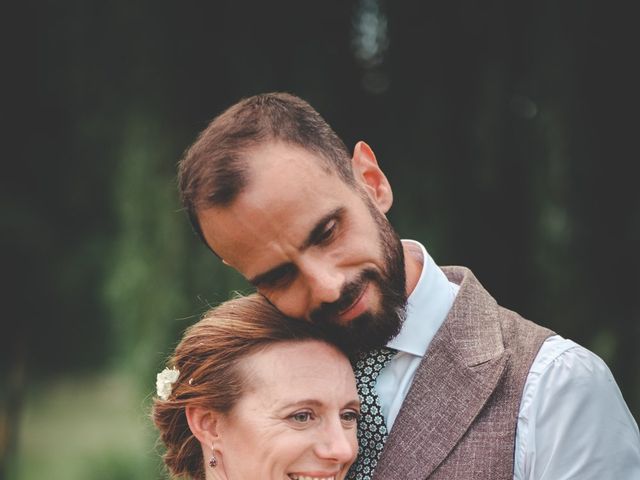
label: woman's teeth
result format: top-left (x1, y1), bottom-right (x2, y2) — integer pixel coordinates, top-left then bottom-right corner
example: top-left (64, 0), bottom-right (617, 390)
top-left (288, 475), bottom-right (336, 480)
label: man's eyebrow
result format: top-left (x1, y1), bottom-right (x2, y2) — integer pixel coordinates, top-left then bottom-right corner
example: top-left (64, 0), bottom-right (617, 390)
top-left (247, 207), bottom-right (345, 286)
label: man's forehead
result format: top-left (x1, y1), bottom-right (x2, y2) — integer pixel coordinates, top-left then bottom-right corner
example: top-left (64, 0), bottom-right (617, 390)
top-left (198, 186), bottom-right (343, 274)
top-left (243, 140), bottom-right (336, 184)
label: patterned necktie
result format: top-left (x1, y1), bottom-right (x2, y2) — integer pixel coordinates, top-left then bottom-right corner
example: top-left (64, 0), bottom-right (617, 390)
top-left (347, 347), bottom-right (397, 480)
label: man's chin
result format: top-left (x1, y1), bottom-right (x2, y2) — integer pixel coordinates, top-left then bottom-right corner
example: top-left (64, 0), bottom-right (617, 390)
top-left (321, 309), bottom-right (405, 355)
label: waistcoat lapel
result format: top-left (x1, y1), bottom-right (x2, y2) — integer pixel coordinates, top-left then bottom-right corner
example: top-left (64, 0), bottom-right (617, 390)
top-left (373, 267), bottom-right (509, 480)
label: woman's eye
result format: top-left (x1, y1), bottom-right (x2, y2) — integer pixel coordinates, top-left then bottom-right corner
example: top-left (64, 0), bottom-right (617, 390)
top-left (341, 410), bottom-right (360, 423)
top-left (290, 411), bottom-right (312, 423)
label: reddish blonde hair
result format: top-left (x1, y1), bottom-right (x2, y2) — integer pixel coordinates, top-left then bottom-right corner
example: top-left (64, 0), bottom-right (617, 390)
top-left (152, 294), bottom-right (338, 479)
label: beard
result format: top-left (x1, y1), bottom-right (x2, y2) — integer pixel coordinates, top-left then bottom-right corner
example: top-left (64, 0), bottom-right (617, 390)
top-left (311, 199), bottom-right (408, 355)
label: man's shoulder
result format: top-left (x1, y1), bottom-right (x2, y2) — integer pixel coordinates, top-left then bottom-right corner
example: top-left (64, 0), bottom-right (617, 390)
top-left (438, 265), bottom-right (554, 351)
top-left (525, 334), bottom-right (615, 383)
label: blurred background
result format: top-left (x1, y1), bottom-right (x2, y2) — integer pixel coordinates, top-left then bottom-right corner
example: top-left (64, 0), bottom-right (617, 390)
top-left (3, 0), bottom-right (638, 478)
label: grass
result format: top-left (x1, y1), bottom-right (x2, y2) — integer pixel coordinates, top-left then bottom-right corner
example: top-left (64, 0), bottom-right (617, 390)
top-left (9, 371), bottom-right (165, 480)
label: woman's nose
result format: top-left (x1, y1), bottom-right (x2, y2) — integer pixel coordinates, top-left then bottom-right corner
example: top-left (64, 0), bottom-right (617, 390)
top-left (314, 420), bottom-right (358, 464)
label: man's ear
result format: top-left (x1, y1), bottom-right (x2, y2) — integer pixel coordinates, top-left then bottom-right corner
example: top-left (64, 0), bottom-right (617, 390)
top-left (351, 141), bottom-right (393, 213)
top-left (186, 405), bottom-right (222, 446)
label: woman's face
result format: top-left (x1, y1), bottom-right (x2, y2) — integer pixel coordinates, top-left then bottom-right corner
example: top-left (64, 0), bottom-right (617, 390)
top-left (215, 340), bottom-right (359, 480)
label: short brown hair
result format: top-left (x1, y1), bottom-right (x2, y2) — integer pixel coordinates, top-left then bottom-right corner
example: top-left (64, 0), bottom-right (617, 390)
top-left (177, 92), bottom-right (354, 243)
top-left (152, 294), bottom-right (339, 479)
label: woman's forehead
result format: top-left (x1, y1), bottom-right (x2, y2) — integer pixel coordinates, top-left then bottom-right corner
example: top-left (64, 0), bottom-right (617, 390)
top-left (238, 341), bottom-right (356, 401)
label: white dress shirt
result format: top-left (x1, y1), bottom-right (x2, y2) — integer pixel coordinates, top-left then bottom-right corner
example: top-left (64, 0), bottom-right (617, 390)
top-left (377, 240), bottom-right (640, 479)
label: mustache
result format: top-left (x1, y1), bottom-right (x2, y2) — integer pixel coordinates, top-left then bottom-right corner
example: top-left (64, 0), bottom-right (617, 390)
top-left (310, 269), bottom-right (380, 324)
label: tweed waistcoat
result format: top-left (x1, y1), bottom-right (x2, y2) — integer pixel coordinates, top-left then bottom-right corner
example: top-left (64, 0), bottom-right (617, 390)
top-left (373, 267), bottom-right (553, 480)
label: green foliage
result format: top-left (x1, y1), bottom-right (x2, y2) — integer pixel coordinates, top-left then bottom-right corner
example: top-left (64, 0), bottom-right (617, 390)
top-left (103, 110), bottom-right (190, 377)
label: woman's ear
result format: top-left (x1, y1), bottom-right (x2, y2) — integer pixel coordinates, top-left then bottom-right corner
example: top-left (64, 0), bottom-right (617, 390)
top-left (186, 406), bottom-right (228, 479)
top-left (351, 141), bottom-right (393, 213)
top-left (186, 405), bottom-right (221, 446)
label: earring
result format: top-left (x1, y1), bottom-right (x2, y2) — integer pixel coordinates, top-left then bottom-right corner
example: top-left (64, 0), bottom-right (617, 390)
top-left (208, 446), bottom-right (217, 468)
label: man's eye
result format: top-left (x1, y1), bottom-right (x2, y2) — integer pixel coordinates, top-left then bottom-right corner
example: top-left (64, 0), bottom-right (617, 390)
top-left (257, 264), bottom-right (296, 290)
top-left (317, 220), bottom-right (337, 244)
top-left (290, 411), bottom-right (313, 423)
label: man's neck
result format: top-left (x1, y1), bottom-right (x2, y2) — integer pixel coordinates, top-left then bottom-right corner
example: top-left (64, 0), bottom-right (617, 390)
top-left (402, 240), bottom-right (425, 297)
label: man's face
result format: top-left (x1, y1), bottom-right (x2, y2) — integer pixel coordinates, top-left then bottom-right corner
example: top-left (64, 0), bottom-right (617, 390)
top-left (198, 141), bottom-right (407, 352)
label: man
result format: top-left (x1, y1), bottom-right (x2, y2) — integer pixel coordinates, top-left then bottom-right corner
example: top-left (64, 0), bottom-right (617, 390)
top-left (177, 93), bottom-right (640, 479)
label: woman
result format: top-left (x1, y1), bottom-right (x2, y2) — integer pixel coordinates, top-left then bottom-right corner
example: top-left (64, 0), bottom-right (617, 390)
top-left (153, 294), bottom-right (360, 480)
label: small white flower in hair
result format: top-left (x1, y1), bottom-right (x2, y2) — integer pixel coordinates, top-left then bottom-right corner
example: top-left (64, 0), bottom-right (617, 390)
top-left (156, 367), bottom-right (180, 400)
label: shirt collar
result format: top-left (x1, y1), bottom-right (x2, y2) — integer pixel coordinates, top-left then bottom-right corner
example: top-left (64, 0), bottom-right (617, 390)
top-left (387, 240), bottom-right (459, 357)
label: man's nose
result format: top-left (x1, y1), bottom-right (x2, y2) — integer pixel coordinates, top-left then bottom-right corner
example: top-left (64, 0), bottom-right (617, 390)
top-left (302, 260), bottom-right (344, 306)
top-left (313, 419), bottom-right (358, 465)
